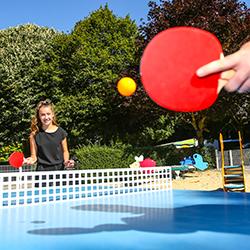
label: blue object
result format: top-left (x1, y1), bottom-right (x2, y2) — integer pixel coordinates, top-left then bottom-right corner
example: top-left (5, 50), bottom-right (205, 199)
top-left (180, 156), bottom-right (195, 165)
top-left (193, 153), bottom-right (208, 170)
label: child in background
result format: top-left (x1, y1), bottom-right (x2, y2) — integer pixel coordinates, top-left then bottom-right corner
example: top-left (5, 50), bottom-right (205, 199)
top-left (24, 99), bottom-right (74, 171)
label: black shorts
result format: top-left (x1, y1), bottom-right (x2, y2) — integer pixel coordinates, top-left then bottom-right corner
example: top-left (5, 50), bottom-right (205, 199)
top-left (36, 163), bottom-right (65, 171)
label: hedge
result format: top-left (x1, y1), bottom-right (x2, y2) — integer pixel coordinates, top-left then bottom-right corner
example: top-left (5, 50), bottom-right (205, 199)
top-left (74, 144), bottom-right (135, 170)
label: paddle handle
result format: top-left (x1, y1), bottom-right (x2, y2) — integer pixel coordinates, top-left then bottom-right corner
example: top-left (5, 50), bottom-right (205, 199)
top-left (217, 53), bottom-right (236, 93)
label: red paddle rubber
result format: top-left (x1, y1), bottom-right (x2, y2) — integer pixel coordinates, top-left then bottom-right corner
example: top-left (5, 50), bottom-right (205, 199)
top-left (140, 27), bottom-right (222, 112)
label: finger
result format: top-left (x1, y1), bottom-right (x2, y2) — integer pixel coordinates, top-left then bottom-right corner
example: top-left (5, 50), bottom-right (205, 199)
top-left (196, 53), bottom-right (238, 77)
top-left (224, 71), bottom-right (249, 92)
top-left (217, 69), bottom-right (236, 93)
top-left (236, 79), bottom-right (250, 93)
top-left (217, 78), bottom-right (228, 93)
top-left (220, 69), bottom-right (235, 80)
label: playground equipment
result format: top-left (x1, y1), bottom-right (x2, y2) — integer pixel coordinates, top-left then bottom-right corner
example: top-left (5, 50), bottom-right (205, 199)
top-left (172, 153), bottom-right (208, 179)
top-left (180, 153), bottom-right (208, 170)
top-left (219, 131), bottom-right (246, 192)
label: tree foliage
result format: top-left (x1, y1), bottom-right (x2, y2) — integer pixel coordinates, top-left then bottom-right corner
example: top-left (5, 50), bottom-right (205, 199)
top-left (0, 24), bottom-right (58, 145)
top-left (32, 6), bottom-right (140, 147)
top-left (1, 2), bottom-right (249, 153)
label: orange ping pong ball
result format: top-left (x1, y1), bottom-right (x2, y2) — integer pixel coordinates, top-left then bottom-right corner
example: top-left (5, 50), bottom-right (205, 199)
top-left (117, 77), bottom-right (137, 96)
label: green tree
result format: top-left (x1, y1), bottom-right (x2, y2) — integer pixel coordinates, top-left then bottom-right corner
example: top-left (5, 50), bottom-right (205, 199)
top-left (0, 24), bottom-right (58, 145)
top-left (35, 6), bottom-right (141, 146)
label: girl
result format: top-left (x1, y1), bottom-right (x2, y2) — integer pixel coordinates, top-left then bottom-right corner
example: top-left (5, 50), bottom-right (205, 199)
top-left (24, 99), bottom-right (74, 171)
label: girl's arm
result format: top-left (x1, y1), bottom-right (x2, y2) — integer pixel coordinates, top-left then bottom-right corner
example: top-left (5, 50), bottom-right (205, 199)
top-left (61, 138), bottom-right (75, 168)
top-left (24, 133), bottom-right (37, 165)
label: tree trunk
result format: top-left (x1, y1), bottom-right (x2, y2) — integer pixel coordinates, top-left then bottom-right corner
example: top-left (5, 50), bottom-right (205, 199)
top-left (191, 113), bottom-right (207, 146)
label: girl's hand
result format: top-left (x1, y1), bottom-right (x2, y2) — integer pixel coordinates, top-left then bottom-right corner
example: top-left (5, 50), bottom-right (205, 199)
top-left (23, 157), bottom-right (35, 166)
top-left (64, 159), bottom-right (75, 169)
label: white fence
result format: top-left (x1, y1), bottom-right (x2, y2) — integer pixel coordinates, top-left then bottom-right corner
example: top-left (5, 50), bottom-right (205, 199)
top-left (0, 167), bottom-right (172, 208)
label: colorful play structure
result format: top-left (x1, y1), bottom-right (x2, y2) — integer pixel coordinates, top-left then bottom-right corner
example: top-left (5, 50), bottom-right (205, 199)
top-left (220, 131), bottom-right (246, 192)
top-left (180, 154), bottom-right (208, 170)
top-left (154, 138), bottom-right (203, 178)
top-left (170, 153), bottom-right (208, 179)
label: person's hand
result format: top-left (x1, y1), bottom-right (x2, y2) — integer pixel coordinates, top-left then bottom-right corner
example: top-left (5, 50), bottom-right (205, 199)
top-left (64, 159), bottom-right (75, 170)
top-left (196, 41), bottom-right (250, 93)
top-left (23, 157), bottom-right (36, 166)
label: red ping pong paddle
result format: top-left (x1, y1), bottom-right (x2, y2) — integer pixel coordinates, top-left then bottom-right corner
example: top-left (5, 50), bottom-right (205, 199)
top-left (8, 151), bottom-right (24, 168)
top-left (140, 26), bottom-right (224, 112)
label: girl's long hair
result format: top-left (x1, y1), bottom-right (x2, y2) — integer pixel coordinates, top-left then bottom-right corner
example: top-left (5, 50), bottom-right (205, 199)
top-left (31, 99), bottom-right (58, 134)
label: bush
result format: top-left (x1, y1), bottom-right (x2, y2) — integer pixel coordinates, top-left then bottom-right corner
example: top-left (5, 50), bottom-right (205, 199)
top-left (74, 143), bottom-right (216, 170)
top-left (75, 144), bottom-right (135, 170)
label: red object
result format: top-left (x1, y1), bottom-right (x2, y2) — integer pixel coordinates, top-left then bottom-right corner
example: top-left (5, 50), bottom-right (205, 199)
top-left (140, 26), bottom-right (222, 112)
top-left (8, 152), bottom-right (24, 168)
top-left (140, 158), bottom-right (156, 167)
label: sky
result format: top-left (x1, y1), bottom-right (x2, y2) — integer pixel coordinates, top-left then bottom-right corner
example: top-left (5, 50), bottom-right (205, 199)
top-left (0, 0), bottom-right (154, 33)
top-left (0, 0), bottom-right (249, 33)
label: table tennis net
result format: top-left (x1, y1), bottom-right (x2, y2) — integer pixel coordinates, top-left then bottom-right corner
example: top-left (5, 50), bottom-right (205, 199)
top-left (0, 167), bottom-right (172, 208)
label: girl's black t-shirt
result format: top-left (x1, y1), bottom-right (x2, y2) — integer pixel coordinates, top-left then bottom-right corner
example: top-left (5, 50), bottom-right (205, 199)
top-left (35, 127), bottom-right (67, 166)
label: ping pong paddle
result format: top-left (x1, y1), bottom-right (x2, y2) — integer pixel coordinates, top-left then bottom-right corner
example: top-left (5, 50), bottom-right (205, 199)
top-left (8, 151), bottom-right (24, 168)
top-left (140, 26), bottom-right (225, 112)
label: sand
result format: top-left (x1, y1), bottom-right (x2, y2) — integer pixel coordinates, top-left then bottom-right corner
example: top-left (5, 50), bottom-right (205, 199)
top-left (172, 168), bottom-right (250, 192)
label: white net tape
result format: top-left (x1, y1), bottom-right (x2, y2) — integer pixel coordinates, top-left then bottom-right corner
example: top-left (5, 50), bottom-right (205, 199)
top-left (0, 167), bottom-right (172, 208)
